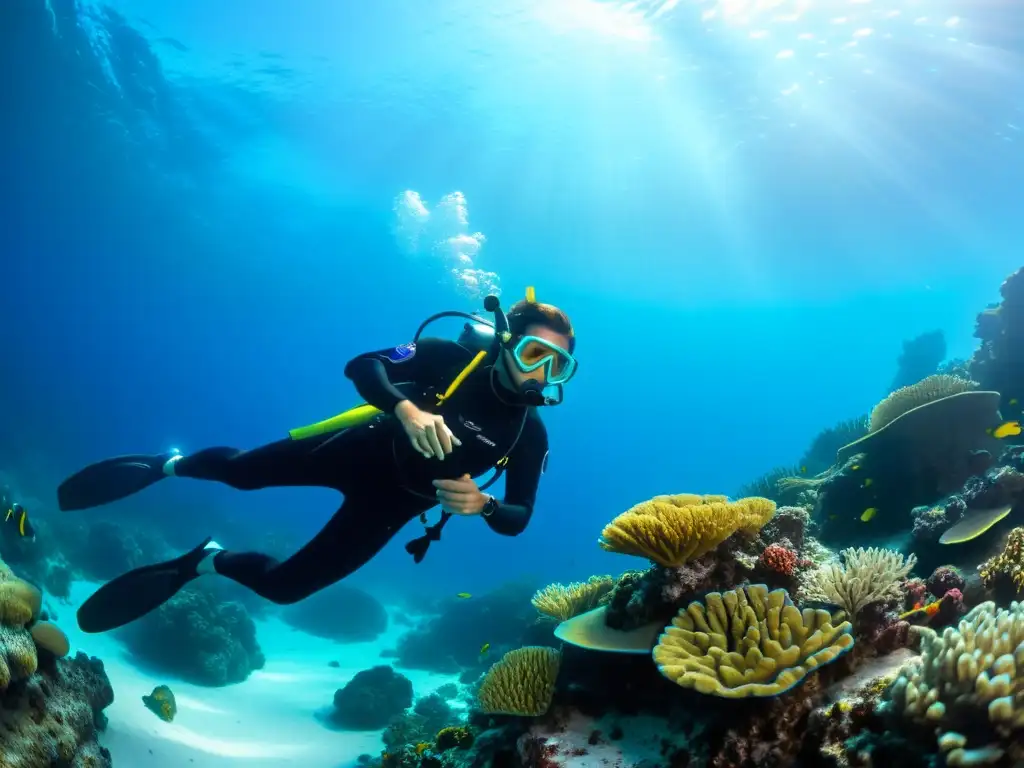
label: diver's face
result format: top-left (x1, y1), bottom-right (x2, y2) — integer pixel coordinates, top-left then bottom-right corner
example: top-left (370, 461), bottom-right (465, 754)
top-left (503, 324), bottom-right (573, 388)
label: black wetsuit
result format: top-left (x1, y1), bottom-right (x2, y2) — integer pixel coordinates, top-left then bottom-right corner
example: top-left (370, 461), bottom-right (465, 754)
top-left (171, 338), bottom-right (548, 604)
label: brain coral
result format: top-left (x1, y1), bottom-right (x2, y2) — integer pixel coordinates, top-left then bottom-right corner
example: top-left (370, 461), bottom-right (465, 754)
top-left (653, 584), bottom-right (854, 698)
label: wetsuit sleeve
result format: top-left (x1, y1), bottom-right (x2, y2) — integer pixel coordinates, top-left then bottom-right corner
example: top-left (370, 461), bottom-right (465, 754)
top-left (486, 412), bottom-right (548, 536)
top-left (343, 338), bottom-right (466, 414)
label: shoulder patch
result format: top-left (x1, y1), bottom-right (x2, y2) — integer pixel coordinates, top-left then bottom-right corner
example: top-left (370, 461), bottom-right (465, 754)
top-left (385, 342), bottom-right (416, 363)
top-left (541, 450), bottom-right (549, 474)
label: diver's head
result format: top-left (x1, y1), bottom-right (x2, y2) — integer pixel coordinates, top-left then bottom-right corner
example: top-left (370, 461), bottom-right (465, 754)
top-left (495, 297), bottom-right (576, 401)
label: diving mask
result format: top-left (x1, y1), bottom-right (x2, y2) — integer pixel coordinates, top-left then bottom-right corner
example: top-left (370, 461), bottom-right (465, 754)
top-left (509, 335), bottom-right (577, 385)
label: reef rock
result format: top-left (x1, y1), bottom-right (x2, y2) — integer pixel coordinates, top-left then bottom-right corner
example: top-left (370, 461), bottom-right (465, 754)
top-left (280, 583), bottom-right (387, 642)
top-left (330, 665), bottom-right (412, 730)
top-left (116, 583), bottom-right (264, 686)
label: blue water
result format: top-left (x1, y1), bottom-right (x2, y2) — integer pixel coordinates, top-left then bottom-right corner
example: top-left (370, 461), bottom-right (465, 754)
top-left (2, 0), bottom-right (1022, 604)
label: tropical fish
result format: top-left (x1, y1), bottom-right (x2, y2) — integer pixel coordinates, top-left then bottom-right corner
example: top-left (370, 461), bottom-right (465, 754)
top-left (142, 685), bottom-right (177, 722)
top-left (799, 466), bottom-right (807, 474)
top-left (899, 597), bottom-right (944, 622)
top-left (456, 592), bottom-right (472, 599)
top-left (988, 420), bottom-right (1022, 439)
top-left (850, 464), bottom-right (860, 471)
top-left (862, 478), bottom-right (874, 488)
top-left (860, 507), bottom-right (878, 523)
top-left (479, 642), bottom-right (490, 655)
top-left (4, 504), bottom-right (35, 541)
top-left (939, 504), bottom-right (1014, 545)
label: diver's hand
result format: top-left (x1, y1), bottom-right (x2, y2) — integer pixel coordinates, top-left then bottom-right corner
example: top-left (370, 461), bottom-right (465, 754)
top-left (433, 474), bottom-right (489, 515)
top-left (394, 400), bottom-right (462, 459)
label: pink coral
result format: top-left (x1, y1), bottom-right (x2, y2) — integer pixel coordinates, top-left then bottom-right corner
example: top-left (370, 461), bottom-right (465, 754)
top-left (759, 544), bottom-right (797, 576)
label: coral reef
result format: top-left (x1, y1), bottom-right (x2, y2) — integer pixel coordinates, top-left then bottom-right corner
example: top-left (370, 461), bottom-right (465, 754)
top-left (116, 583), bottom-right (265, 686)
top-left (800, 547), bottom-right (917, 618)
top-left (477, 646), bottom-right (561, 716)
top-left (331, 665), bottom-right (413, 730)
top-left (531, 576), bottom-right (613, 622)
top-left (884, 600), bottom-right (1024, 766)
top-left (598, 494), bottom-right (775, 567)
top-left (280, 583), bottom-right (387, 642)
top-left (653, 585), bottom-right (854, 698)
top-left (0, 557), bottom-right (113, 766)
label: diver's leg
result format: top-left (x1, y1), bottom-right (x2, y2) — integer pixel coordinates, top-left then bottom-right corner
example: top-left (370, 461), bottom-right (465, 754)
top-left (206, 493), bottom-right (429, 604)
top-left (170, 435), bottom-right (341, 491)
top-left (57, 433), bottom-right (346, 511)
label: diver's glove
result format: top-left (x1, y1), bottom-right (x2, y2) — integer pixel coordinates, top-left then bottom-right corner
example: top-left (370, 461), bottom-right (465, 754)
top-left (394, 400), bottom-right (462, 459)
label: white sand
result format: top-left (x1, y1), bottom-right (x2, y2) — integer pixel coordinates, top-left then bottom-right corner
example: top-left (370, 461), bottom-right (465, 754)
top-left (60, 580), bottom-right (458, 768)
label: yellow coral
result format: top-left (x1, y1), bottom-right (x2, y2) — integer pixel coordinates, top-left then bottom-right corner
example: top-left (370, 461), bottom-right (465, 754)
top-left (598, 494), bottom-right (776, 567)
top-left (477, 646), bottom-right (561, 716)
top-left (0, 579), bottom-right (41, 626)
top-left (653, 584), bottom-right (854, 698)
top-left (979, 527), bottom-right (1024, 592)
top-left (532, 576), bottom-right (614, 621)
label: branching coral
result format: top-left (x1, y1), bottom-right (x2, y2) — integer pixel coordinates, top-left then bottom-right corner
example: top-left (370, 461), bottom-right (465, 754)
top-left (652, 585), bottom-right (854, 698)
top-left (979, 527), bottom-right (1024, 594)
top-left (598, 494), bottom-right (776, 568)
top-left (800, 547), bottom-right (917, 618)
top-left (885, 600), bottom-right (1024, 766)
top-left (531, 576), bottom-right (613, 622)
top-left (476, 646), bottom-right (561, 716)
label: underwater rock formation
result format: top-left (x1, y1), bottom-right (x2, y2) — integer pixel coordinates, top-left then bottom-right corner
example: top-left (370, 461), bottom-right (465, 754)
top-left (116, 583), bottom-right (265, 686)
top-left (56, 520), bottom-right (168, 583)
top-left (890, 330), bottom-right (947, 393)
top-left (331, 665), bottom-right (413, 730)
top-left (392, 582), bottom-right (546, 674)
top-left (970, 266), bottom-right (1024, 406)
top-left (280, 583), bottom-right (387, 642)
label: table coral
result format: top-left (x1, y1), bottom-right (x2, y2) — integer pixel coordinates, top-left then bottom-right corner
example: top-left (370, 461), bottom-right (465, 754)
top-left (598, 494), bottom-right (775, 568)
top-left (884, 599), bottom-right (1024, 766)
top-left (653, 584), bottom-right (854, 698)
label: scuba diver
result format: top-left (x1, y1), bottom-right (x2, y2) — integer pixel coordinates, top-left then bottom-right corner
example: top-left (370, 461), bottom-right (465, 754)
top-left (57, 288), bottom-right (577, 633)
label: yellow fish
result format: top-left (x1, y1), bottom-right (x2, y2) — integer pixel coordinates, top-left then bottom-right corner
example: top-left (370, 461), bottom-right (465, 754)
top-left (479, 642), bottom-right (490, 655)
top-left (988, 421), bottom-right (1022, 439)
top-left (862, 478), bottom-right (874, 488)
top-left (456, 592), bottom-right (472, 599)
top-left (142, 685), bottom-right (177, 722)
top-left (860, 507), bottom-right (878, 523)
top-left (850, 464), bottom-right (860, 471)
top-left (1010, 398), bottom-right (1019, 406)
top-left (799, 466), bottom-right (807, 474)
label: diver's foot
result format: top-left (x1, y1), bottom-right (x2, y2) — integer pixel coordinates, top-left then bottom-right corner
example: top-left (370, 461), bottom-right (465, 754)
top-left (196, 540), bottom-right (224, 575)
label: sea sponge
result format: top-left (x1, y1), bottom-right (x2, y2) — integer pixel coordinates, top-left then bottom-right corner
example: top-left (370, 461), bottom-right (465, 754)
top-left (531, 576), bottom-right (613, 621)
top-left (979, 527), bottom-right (1024, 593)
top-left (476, 646), bottom-right (561, 716)
top-left (801, 547), bottom-right (916, 618)
top-left (885, 600), bottom-right (1024, 765)
top-left (598, 494), bottom-right (776, 568)
top-left (653, 585), bottom-right (854, 698)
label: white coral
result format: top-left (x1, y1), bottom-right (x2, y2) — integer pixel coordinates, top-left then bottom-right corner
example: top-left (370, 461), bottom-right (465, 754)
top-left (800, 546), bottom-right (916, 616)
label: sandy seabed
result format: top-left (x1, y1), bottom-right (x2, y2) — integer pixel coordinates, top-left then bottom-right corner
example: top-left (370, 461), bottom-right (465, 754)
top-left (63, 580), bottom-right (457, 768)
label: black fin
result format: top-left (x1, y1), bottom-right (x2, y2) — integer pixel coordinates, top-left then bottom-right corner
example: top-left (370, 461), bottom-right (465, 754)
top-left (57, 454), bottom-right (173, 511)
top-left (76, 538), bottom-right (213, 633)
